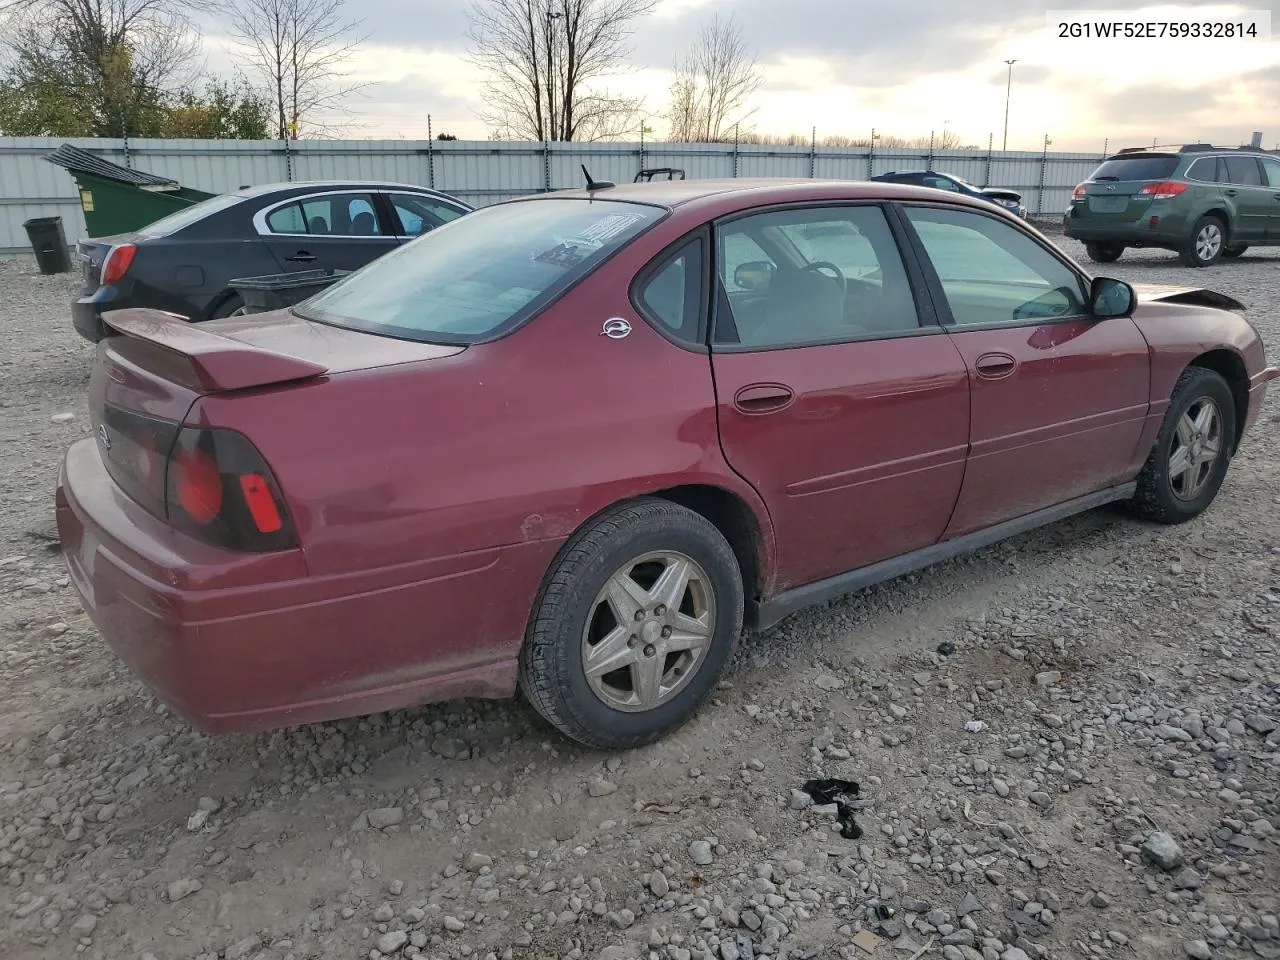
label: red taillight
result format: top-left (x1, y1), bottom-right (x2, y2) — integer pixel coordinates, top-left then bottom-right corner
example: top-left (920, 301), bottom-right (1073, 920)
top-left (239, 475), bottom-right (283, 533)
top-left (1138, 181), bottom-right (1188, 200)
top-left (100, 243), bottom-right (137, 285)
top-left (1072, 183), bottom-right (1087, 199)
top-left (164, 427), bottom-right (296, 551)
top-left (173, 447), bottom-right (223, 524)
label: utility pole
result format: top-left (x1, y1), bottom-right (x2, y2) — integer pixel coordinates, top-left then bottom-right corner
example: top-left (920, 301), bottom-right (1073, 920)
top-left (1002, 59), bottom-right (1017, 151)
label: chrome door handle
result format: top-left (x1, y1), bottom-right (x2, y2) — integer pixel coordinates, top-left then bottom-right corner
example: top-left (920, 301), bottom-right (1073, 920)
top-left (733, 383), bottom-right (795, 413)
top-left (975, 352), bottom-right (1018, 379)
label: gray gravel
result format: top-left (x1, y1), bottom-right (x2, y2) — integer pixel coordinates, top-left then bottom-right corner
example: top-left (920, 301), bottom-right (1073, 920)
top-left (0, 238), bottom-right (1277, 960)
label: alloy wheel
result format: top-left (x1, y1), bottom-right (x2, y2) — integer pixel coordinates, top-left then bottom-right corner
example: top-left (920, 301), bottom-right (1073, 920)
top-left (1168, 397), bottom-right (1223, 500)
top-left (580, 551), bottom-right (715, 712)
top-left (1195, 223), bottom-right (1223, 262)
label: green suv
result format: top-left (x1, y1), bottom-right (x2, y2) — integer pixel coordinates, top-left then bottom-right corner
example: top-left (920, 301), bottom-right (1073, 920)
top-left (1065, 144), bottom-right (1280, 267)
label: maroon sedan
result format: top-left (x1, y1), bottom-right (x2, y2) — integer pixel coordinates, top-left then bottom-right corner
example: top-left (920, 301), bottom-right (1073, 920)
top-left (57, 178), bottom-right (1277, 749)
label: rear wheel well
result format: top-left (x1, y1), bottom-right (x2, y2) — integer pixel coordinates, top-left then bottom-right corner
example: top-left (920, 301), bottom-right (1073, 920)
top-left (1201, 208), bottom-right (1230, 237)
top-left (1189, 350), bottom-right (1247, 451)
top-left (206, 290), bottom-right (244, 320)
top-left (652, 485), bottom-right (763, 605)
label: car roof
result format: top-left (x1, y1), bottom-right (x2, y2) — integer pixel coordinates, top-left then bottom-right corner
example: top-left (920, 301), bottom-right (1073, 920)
top-left (232, 180), bottom-right (452, 198)
top-left (526, 177), bottom-right (993, 211)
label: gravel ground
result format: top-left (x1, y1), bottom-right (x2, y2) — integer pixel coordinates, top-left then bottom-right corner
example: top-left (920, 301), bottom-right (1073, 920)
top-left (0, 239), bottom-right (1277, 960)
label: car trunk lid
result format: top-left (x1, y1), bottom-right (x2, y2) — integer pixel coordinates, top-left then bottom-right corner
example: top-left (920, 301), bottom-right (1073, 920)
top-left (91, 308), bottom-right (464, 519)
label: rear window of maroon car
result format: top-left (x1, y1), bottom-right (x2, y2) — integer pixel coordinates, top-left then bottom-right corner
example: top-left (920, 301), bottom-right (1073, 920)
top-left (296, 198), bottom-right (665, 343)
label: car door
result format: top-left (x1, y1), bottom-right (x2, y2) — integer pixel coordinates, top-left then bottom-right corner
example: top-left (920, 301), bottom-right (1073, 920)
top-left (256, 190), bottom-right (399, 272)
top-left (1222, 156), bottom-right (1270, 242)
top-left (1259, 156), bottom-right (1280, 241)
top-left (383, 191), bottom-right (469, 243)
top-left (899, 203), bottom-right (1150, 537)
top-left (709, 203), bottom-right (971, 592)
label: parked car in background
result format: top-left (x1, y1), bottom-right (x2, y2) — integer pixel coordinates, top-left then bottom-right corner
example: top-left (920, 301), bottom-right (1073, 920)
top-left (71, 181), bottom-right (471, 341)
top-left (870, 170), bottom-right (1028, 218)
top-left (1065, 144), bottom-right (1280, 266)
top-left (57, 178), bottom-right (1277, 749)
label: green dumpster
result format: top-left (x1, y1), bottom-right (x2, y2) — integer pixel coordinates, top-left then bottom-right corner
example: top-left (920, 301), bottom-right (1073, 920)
top-left (45, 144), bottom-right (217, 237)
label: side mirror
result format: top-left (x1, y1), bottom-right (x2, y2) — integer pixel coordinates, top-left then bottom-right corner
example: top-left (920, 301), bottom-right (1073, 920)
top-left (734, 260), bottom-right (775, 293)
top-left (1090, 276), bottom-right (1135, 318)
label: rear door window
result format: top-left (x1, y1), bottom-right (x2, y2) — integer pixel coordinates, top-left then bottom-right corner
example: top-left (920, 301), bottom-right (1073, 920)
top-left (1224, 156), bottom-right (1263, 186)
top-left (299, 193), bottom-right (383, 236)
top-left (1090, 155), bottom-right (1179, 181)
top-left (1261, 158), bottom-right (1280, 188)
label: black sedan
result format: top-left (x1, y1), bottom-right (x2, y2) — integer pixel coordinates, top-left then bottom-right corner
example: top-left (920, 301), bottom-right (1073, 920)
top-left (869, 170), bottom-right (1028, 218)
top-left (71, 181), bottom-right (471, 342)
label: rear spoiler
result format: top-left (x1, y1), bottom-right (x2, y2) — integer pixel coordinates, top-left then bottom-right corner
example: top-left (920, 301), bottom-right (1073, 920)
top-left (102, 308), bottom-right (328, 392)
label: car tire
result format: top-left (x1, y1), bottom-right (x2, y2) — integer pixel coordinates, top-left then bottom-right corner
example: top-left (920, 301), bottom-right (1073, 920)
top-left (1085, 242), bottom-right (1125, 263)
top-left (1223, 244), bottom-right (1249, 258)
top-left (1179, 215), bottom-right (1227, 267)
top-left (1131, 366), bottom-right (1236, 524)
top-left (519, 497), bottom-right (743, 750)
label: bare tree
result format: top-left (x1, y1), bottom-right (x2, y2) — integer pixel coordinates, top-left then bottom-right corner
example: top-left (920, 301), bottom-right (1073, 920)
top-left (2, 0), bottom-right (202, 135)
top-left (665, 14), bottom-right (760, 143)
top-left (467, 0), bottom-right (656, 142)
top-left (231, 0), bottom-right (367, 138)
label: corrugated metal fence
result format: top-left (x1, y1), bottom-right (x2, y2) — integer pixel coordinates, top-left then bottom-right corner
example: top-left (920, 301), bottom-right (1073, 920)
top-left (0, 136), bottom-right (1107, 252)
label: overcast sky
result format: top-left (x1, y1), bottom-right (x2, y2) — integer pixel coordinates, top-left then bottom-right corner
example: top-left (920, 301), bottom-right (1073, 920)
top-left (204, 1), bottom-right (1279, 150)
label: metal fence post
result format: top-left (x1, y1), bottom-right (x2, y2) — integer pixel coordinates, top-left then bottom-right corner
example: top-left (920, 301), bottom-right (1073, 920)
top-left (733, 123), bottom-right (740, 178)
top-left (639, 121), bottom-right (645, 180)
top-left (1036, 133), bottom-right (1050, 217)
top-left (283, 137), bottom-right (293, 182)
top-left (122, 134), bottom-right (131, 169)
top-left (927, 131), bottom-right (934, 170)
top-left (809, 126), bottom-right (816, 177)
top-left (985, 132), bottom-right (993, 187)
top-left (868, 129), bottom-right (875, 178)
top-left (427, 115), bottom-right (435, 189)
top-left (543, 139), bottom-right (551, 192)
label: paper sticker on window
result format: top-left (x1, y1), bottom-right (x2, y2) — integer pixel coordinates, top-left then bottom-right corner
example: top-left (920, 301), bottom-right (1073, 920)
top-left (577, 214), bottom-right (643, 244)
top-left (532, 242), bottom-right (587, 268)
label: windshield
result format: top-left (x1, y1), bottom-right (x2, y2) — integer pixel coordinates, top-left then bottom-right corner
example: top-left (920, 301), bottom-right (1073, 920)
top-left (1090, 155), bottom-right (1179, 181)
top-left (138, 193), bottom-right (245, 237)
top-left (296, 198), bottom-right (665, 342)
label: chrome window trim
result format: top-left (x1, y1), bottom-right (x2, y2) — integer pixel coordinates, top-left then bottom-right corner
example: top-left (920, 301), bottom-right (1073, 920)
top-left (253, 188), bottom-right (432, 239)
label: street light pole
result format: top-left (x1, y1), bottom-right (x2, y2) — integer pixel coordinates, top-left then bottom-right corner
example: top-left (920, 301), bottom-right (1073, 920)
top-left (546, 8), bottom-right (564, 140)
top-left (1002, 59), bottom-right (1017, 151)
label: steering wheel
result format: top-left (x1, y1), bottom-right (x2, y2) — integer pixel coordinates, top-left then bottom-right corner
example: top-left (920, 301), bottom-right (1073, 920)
top-left (800, 260), bottom-right (847, 297)
top-left (1013, 285), bottom-right (1077, 321)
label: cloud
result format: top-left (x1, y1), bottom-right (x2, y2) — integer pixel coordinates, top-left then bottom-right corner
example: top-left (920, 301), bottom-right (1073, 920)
top-left (188, 1), bottom-right (1280, 149)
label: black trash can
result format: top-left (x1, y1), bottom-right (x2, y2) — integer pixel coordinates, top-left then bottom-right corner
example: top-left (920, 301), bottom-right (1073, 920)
top-left (229, 269), bottom-right (350, 314)
top-left (23, 217), bottom-right (72, 275)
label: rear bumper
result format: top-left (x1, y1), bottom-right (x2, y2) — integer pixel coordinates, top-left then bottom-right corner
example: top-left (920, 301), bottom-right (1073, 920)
top-left (1064, 205), bottom-right (1194, 246)
top-left (56, 439), bottom-right (549, 732)
top-left (72, 286), bottom-right (120, 342)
